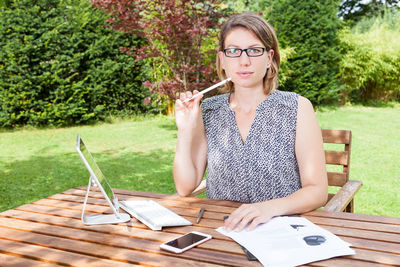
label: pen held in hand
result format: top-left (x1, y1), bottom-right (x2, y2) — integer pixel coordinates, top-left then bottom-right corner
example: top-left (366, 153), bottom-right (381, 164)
top-left (196, 207), bottom-right (205, 224)
top-left (183, 77), bottom-right (232, 103)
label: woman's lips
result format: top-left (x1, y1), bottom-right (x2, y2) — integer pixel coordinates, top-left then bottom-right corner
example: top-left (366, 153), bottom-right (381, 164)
top-left (237, 72), bottom-right (253, 78)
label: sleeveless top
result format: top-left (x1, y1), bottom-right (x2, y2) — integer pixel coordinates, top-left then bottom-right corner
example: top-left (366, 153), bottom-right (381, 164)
top-left (201, 89), bottom-right (301, 203)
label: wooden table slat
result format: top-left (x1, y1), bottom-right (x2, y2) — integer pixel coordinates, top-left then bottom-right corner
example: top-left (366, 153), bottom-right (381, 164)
top-left (305, 210), bottom-right (400, 225)
top-left (303, 215), bottom-right (400, 235)
top-left (321, 224), bottom-right (400, 244)
top-left (349, 248), bottom-right (400, 266)
top-left (307, 256), bottom-right (394, 267)
top-left (0, 252), bottom-right (64, 267)
top-left (0, 238), bottom-right (137, 267)
top-left (342, 236), bottom-right (400, 255)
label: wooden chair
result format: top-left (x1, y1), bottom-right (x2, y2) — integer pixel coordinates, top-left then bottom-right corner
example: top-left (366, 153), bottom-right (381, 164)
top-left (188, 129), bottom-right (363, 213)
top-left (322, 129), bottom-right (362, 212)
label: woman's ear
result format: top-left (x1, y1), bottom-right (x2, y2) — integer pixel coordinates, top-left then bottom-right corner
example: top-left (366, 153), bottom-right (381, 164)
top-left (267, 49), bottom-right (274, 68)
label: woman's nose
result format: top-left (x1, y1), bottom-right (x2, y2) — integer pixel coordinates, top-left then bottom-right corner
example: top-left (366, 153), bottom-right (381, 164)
top-left (238, 52), bottom-right (251, 66)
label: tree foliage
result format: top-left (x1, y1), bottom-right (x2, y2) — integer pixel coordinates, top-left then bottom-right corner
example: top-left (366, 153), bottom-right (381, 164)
top-left (0, 0), bottom-right (150, 127)
top-left (269, 0), bottom-right (342, 104)
top-left (225, 0), bottom-right (274, 16)
top-left (339, 11), bottom-right (400, 102)
top-left (91, 0), bottom-right (226, 100)
top-left (339, 0), bottom-right (400, 24)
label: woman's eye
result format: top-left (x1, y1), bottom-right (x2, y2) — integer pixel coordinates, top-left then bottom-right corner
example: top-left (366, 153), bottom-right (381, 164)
top-left (248, 48), bottom-right (260, 54)
top-left (229, 49), bottom-right (238, 54)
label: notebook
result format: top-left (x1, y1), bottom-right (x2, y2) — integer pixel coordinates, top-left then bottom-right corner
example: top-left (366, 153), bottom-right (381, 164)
top-left (76, 134), bottom-right (192, 230)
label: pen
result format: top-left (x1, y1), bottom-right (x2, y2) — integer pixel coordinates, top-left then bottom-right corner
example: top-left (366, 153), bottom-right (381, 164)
top-left (196, 207), bottom-right (205, 224)
top-left (183, 77), bottom-right (232, 103)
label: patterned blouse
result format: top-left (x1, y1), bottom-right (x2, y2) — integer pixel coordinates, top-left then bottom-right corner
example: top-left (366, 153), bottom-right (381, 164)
top-left (201, 89), bottom-right (301, 203)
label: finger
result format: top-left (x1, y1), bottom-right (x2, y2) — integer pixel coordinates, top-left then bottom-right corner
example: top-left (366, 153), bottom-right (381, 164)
top-left (246, 217), bottom-right (264, 231)
top-left (224, 206), bottom-right (242, 230)
top-left (175, 99), bottom-right (183, 107)
top-left (180, 92), bottom-right (186, 101)
top-left (224, 205), bottom-right (251, 231)
top-left (192, 95), bottom-right (203, 108)
top-left (193, 92), bottom-right (203, 104)
top-left (181, 91), bottom-right (197, 104)
top-left (234, 212), bottom-right (258, 232)
top-left (224, 216), bottom-right (243, 232)
top-left (224, 213), bottom-right (237, 231)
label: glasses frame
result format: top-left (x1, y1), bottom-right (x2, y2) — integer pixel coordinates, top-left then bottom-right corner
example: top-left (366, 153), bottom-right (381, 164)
top-left (223, 47), bottom-right (268, 58)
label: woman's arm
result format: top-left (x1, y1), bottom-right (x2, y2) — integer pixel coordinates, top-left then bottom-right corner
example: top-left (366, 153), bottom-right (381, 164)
top-left (224, 96), bottom-right (328, 231)
top-left (173, 91), bottom-right (208, 196)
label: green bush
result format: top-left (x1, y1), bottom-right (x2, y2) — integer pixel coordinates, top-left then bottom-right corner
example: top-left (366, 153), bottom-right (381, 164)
top-left (0, 0), bottom-right (151, 127)
top-left (339, 11), bottom-right (400, 102)
top-left (269, 0), bottom-right (342, 105)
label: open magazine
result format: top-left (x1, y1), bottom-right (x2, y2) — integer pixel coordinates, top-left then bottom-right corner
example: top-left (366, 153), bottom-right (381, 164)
top-left (217, 216), bottom-right (354, 267)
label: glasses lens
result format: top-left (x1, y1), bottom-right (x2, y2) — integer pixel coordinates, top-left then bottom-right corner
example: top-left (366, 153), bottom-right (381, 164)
top-left (246, 48), bottom-right (264, 57)
top-left (225, 48), bottom-right (241, 57)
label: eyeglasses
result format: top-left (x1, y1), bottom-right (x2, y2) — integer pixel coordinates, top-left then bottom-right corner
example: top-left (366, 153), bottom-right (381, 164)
top-left (223, 47), bottom-right (268, 58)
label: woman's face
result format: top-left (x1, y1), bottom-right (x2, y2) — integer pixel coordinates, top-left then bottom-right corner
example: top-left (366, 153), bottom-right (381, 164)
top-left (218, 27), bottom-right (274, 91)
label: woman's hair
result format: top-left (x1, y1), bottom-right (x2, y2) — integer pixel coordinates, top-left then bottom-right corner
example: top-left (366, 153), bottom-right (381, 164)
top-left (217, 12), bottom-right (280, 95)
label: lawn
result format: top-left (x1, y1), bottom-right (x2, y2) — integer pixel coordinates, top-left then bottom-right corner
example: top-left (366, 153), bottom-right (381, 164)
top-left (1, 104), bottom-right (399, 217)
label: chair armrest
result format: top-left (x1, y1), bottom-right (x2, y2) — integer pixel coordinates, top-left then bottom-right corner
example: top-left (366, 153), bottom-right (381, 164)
top-left (189, 179), bottom-right (206, 197)
top-left (324, 180), bottom-right (362, 212)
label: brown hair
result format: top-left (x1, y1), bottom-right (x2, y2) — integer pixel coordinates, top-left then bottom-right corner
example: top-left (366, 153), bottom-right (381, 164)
top-left (217, 12), bottom-right (280, 95)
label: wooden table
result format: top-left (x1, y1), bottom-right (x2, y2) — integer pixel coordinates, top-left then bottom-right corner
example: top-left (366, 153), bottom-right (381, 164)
top-left (0, 186), bottom-right (399, 266)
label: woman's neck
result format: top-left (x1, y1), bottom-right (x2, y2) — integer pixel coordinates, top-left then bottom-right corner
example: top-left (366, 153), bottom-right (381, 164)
top-left (230, 85), bottom-right (267, 113)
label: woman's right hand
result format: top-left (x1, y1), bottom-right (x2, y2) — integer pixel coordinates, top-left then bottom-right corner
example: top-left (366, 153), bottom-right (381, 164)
top-left (173, 90), bottom-right (207, 196)
top-left (174, 90), bottom-right (203, 132)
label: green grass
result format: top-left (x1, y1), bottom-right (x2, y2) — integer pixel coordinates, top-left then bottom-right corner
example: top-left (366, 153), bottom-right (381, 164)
top-left (1, 105), bottom-right (399, 218)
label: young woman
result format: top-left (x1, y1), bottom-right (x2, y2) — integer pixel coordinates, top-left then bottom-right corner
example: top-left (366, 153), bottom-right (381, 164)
top-left (173, 12), bottom-right (328, 232)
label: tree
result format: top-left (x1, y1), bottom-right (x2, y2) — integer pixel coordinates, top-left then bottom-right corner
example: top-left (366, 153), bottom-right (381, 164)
top-left (225, 0), bottom-right (274, 16)
top-left (339, 0), bottom-right (400, 23)
top-left (0, 0), bottom-right (149, 127)
top-left (92, 0), bottom-right (226, 108)
top-left (269, 0), bottom-right (342, 104)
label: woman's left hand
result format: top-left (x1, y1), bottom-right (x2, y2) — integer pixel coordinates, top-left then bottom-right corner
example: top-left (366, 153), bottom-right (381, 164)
top-left (224, 202), bottom-right (277, 232)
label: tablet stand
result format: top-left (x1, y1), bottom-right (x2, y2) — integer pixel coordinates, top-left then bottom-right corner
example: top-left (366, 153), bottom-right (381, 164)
top-left (81, 175), bottom-right (130, 225)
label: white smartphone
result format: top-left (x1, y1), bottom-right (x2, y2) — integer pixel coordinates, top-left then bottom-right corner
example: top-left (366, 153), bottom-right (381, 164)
top-left (160, 231), bottom-right (212, 253)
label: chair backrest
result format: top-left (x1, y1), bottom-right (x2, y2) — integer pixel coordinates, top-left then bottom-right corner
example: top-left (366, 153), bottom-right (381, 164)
top-left (322, 129), bottom-right (352, 205)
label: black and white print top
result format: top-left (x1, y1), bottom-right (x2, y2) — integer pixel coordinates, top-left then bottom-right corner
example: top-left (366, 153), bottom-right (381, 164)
top-left (201, 89), bottom-right (301, 203)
